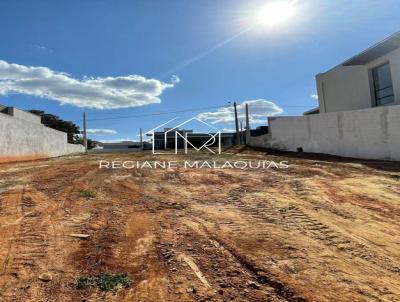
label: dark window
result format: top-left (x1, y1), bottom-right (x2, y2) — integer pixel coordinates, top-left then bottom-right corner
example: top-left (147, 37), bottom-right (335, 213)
top-left (372, 63), bottom-right (395, 106)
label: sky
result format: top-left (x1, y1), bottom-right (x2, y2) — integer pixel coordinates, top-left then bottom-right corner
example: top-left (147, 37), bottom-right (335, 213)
top-left (0, 0), bottom-right (399, 142)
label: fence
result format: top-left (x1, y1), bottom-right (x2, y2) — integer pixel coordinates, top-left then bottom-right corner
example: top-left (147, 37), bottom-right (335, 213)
top-left (247, 105), bottom-right (400, 161)
top-left (0, 107), bottom-right (84, 163)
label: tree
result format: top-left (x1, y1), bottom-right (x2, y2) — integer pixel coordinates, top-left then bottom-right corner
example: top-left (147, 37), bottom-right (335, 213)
top-left (75, 137), bottom-right (99, 150)
top-left (29, 110), bottom-right (80, 144)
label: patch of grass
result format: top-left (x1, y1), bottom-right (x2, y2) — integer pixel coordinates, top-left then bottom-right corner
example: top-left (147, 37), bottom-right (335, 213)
top-left (76, 276), bottom-right (97, 289)
top-left (76, 273), bottom-right (130, 292)
top-left (79, 189), bottom-right (97, 199)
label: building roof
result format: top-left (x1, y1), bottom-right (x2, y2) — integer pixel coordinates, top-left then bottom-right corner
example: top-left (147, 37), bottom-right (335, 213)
top-left (342, 31), bottom-right (400, 66)
top-left (99, 141), bottom-right (140, 146)
top-left (186, 133), bottom-right (234, 137)
top-left (147, 129), bottom-right (233, 137)
top-left (148, 129), bottom-right (193, 136)
top-left (303, 107), bottom-right (320, 115)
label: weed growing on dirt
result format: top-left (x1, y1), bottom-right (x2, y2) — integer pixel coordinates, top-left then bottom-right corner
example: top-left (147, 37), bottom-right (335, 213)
top-left (0, 255), bottom-right (11, 274)
top-left (79, 189), bottom-right (97, 199)
top-left (76, 273), bottom-right (130, 292)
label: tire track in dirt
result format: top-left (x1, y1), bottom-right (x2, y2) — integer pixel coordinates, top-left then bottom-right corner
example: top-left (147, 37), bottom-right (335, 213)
top-left (208, 234), bottom-right (307, 302)
top-left (2, 151), bottom-right (400, 301)
top-left (0, 188), bottom-right (24, 301)
top-left (62, 171), bottom-right (175, 301)
top-left (156, 214), bottom-right (289, 302)
top-left (0, 163), bottom-right (106, 301)
top-left (278, 205), bottom-right (400, 274)
top-left (0, 188), bottom-right (54, 301)
top-left (190, 189), bottom-right (399, 301)
top-left (224, 186), bottom-right (400, 275)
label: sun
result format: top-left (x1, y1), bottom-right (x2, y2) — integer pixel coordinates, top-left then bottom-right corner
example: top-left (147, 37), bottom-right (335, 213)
top-left (257, 1), bottom-right (295, 26)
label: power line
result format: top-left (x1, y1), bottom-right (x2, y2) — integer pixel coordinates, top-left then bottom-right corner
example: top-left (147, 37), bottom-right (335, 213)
top-left (71, 104), bottom-right (316, 123)
top-left (71, 104), bottom-right (228, 122)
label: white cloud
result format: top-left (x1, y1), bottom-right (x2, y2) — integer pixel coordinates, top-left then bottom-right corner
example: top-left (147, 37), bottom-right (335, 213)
top-left (311, 94), bottom-right (318, 100)
top-left (198, 99), bottom-right (283, 125)
top-left (32, 44), bottom-right (53, 53)
top-left (0, 60), bottom-right (178, 109)
top-left (86, 129), bottom-right (117, 135)
top-left (222, 128), bottom-right (235, 132)
top-left (170, 75), bottom-right (180, 84)
top-left (99, 137), bottom-right (136, 143)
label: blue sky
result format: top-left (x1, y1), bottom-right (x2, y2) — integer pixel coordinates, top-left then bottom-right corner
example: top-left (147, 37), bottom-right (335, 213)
top-left (0, 0), bottom-right (399, 141)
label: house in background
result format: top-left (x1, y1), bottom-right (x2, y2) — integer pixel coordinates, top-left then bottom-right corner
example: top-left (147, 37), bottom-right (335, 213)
top-left (314, 31), bottom-right (400, 113)
top-left (98, 141), bottom-right (145, 152)
top-left (147, 128), bottom-right (234, 150)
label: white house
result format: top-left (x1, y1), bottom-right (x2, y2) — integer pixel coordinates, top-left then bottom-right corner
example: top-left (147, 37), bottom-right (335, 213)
top-left (313, 31), bottom-right (400, 113)
top-left (247, 32), bottom-right (400, 161)
top-left (98, 141), bottom-right (144, 152)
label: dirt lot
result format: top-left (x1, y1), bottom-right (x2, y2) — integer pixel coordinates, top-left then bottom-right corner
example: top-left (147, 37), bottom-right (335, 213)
top-left (0, 148), bottom-right (400, 302)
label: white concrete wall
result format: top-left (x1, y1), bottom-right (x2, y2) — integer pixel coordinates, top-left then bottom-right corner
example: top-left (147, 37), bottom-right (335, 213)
top-left (247, 133), bottom-right (270, 148)
top-left (263, 105), bottom-right (400, 161)
top-left (0, 111), bottom-right (84, 162)
top-left (317, 48), bottom-right (400, 113)
top-left (316, 66), bottom-right (371, 113)
top-left (9, 107), bottom-right (41, 124)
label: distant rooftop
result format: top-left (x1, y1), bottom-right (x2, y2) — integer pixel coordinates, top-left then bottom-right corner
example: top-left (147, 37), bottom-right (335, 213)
top-left (146, 128), bottom-right (233, 137)
top-left (99, 141), bottom-right (140, 146)
top-left (303, 107), bottom-right (320, 116)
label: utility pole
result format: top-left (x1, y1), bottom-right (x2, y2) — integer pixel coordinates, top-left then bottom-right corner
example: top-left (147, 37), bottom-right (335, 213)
top-left (83, 112), bottom-right (87, 153)
top-left (234, 102), bottom-right (241, 145)
top-left (140, 128), bottom-right (143, 149)
top-left (245, 103), bottom-right (250, 145)
top-left (240, 121), bottom-right (243, 145)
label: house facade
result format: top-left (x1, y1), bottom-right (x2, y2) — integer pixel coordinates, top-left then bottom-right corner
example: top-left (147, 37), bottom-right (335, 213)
top-left (98, 141), bottom-right (145, 152)
top-left (247, 32), bottom-right (400, 161)
top-left (148, 128), bottom-right (234, 150)
top-left (316, 31), bottom-right (400, 113)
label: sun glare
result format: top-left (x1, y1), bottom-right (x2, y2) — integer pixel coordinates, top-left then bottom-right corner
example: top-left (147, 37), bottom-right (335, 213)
top-left (257, 1), bottom-right (295, 26)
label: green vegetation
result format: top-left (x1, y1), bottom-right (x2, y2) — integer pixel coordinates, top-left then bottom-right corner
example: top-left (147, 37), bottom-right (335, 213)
top-left (29, 110), bottom-right (80, 144)
top-left (79, 189), bottom-right (97, 198)
top-left (76, 273), bottom-right (130, 292)
top-left (75, 137), bottom-right (99, 150)
top-left (29, 110), bottom-right (99, 148)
